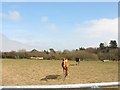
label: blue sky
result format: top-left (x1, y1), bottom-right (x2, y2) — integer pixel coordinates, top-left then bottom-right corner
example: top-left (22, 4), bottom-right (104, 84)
top-left (0, 2), bottom-right (118, 51)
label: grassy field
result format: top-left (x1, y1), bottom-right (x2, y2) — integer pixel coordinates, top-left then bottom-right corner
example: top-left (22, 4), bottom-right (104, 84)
top-left (2, 59), bottom-right (119, 86)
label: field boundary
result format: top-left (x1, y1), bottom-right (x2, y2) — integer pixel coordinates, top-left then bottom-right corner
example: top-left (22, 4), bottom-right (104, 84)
top-left (0, 82), bottom-right (120, 89)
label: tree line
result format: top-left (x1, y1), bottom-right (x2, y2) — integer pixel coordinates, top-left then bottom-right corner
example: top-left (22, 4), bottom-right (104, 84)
top-left (1, 40), bottom-right (119, 61)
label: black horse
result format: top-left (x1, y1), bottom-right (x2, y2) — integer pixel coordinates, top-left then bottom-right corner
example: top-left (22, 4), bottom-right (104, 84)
top-left (75, 58), bottom-right (80, 65)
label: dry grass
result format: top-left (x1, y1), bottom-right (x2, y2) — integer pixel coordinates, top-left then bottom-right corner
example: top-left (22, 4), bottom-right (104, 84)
top-left (2, 59), bottom-right (119, 86)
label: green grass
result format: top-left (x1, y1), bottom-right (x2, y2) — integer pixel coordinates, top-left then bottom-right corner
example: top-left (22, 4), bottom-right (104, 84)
top-left (2, 59), bottom-right (119, 86)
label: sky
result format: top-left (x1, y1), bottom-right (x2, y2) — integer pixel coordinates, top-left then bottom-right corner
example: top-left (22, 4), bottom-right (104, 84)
top-left (0, 1), bottom-right (118, 51)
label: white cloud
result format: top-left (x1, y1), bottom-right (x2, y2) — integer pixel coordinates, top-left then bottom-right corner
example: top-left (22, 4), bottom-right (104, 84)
top-left (0, 11), bottom-right (21, 21)
top-left (48, 23), bottom-right (58, 31)
top-left (40, 16), bottom-right (58, 31)
top-left (75, 18), bottom-right (118, 39)
top-left (8, 11), bottom-right (21, 20)
top-left (0, 33), bottom-right (32, 52)
top-left (41, 16), bottom-right (48, 22)
top-left (70, 18), bottom-right (118, 48)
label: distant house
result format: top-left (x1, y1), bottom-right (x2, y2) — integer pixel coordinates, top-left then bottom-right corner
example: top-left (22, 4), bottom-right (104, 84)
top-left (103, 60), bottom-right (109, 62)
top-left (30, 57), bottom-right (43, 60)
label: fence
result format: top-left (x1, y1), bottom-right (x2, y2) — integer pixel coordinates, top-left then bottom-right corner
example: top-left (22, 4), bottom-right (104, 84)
top-left (0, 82), bottom-right (119, 89)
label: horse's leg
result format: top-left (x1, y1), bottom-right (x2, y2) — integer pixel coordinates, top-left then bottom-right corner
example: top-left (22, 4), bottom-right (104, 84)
top-left (63, 68), bottom-right (65, 80)
top-left (63, 69), bottom-right (67, 80)
top-left (65, 68), bottom-right (68, 76)
top-left (64, 68), bottom-right (68, 80)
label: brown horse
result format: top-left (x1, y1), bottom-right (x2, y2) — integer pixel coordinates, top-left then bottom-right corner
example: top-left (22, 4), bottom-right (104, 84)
top-left (61, 58), bottom-right (70, 80)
